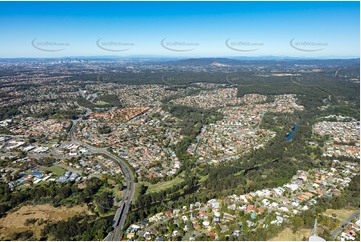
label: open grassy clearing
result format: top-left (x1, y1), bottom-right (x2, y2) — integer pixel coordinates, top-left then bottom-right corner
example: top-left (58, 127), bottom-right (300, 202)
top-left (95, 101), bottom-right (109, 106)
top-left (40, 165), bottom-right (65, 176)
top-left (323, 208), bottom-right (359, 221)
top-left (269, 227), bottom-right (311, 241)
top-left (0, 204), bottom-right (90, 240)
top-left (144, 176), bottom-right (184, 194)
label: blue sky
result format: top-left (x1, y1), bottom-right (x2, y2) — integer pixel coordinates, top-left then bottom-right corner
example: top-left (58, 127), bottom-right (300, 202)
top-left (0, 1), bottom-right (359, 58)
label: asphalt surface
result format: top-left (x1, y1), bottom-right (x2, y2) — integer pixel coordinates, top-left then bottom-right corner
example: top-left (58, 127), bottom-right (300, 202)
top-left (331, 210), bottom-right (360, 239)
top-left (68, 115), bottom-right (135, 241)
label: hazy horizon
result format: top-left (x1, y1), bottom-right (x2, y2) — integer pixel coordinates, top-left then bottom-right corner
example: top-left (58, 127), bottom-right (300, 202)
top-left (0, 1), bottom-right (359, 58)
top-left (0, 55), bottom-right (360, 60)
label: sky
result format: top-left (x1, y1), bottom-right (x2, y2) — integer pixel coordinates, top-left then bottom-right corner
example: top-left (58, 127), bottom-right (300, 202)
top-left (0, 1), bottom-right (359, 58)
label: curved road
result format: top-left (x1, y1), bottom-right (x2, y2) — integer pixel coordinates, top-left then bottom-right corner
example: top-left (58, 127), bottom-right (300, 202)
top-left (68, 115), bottom-right (135, 241)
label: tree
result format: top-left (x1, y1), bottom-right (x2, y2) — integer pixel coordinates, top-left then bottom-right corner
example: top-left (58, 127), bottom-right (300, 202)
top-left (96, 191), bottom-right (113, 214)
top-left (97, 125), bottom-right (112, 134)
top-left (291, 216), bottom-right (304, 233)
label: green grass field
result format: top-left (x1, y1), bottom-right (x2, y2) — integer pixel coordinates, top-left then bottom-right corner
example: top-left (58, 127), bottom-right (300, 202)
top-left (131, 175), bottom-right (185, 204)
top-left (144, 176), bottom-right (184, 194)
top-left (323, 208), bottom-right (359, 221)
top-left (95, 101), bottom-right (109, 106)
top-left (41, 165), bottom-right (66, 176)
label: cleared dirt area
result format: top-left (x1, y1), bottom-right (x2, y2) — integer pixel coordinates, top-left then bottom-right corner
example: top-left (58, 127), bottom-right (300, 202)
top-left (269, 227), bottom-right (311, 241)
top-left (0, 204), bottom-right (89, 240)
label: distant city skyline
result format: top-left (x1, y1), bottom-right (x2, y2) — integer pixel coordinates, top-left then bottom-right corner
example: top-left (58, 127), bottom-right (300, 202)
top-left (0, 1), bottom-right (359, 58)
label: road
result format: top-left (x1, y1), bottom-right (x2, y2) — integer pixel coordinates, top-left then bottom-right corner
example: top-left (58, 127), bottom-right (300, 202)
top-left (225, 74), bottom-right (238, 86)
top-left (68, 113), bottom-right (135, 241)
top-left (331, 210), bottom-right (360, 239)
top-left (161, 74), bottom-right (175, 86)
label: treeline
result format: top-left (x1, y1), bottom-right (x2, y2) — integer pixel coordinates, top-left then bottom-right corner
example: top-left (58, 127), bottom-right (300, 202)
top-left (72, 72), bottom-right (165, 85)
top-left (161, 88), bottom-right (201, 103)
top-left (72, 71), bottom-right (235, 86)
top-left (200, 158), bottom-right (315, 200)
top-left (321, 100), bottom-right (359, 121)
top-left (236, 74), bottom-right (359, 121)
top-left (0, 178), bottom-right (103, 218)
top-left (34, 108), bottom-right (82, 120)
top-left (97, 125), bottom-right (112, 134)
top-left (40, 214), bottom-right (112, 240)
top-left (0, 104), bottom-right (22, 120)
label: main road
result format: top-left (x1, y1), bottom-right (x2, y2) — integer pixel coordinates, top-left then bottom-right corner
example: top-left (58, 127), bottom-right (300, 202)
top-left (68, 112), bottom-right (135, 241)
